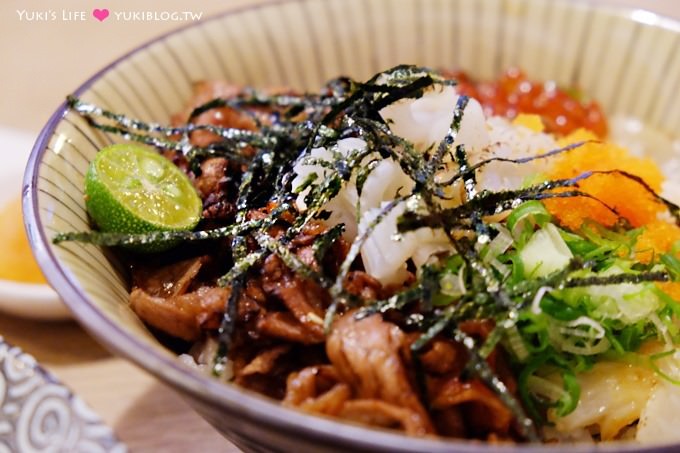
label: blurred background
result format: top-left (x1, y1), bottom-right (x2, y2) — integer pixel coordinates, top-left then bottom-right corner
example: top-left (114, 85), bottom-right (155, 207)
top-left (0, 0), bottom-right (677, 451)
top-left (2, 0), bottom-right (679, 133)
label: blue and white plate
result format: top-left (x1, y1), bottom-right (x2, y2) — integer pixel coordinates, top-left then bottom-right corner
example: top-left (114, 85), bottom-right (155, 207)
top-left (0, 337), bottom-right (126, 452)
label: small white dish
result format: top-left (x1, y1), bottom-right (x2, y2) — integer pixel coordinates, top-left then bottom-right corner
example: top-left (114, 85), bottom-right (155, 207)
top-left (0, 127), bottom-right (69, 320)
top-left (0, 280), bottom-right (69, 319)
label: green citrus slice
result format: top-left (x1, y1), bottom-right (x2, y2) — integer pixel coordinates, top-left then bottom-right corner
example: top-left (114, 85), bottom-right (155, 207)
top-left (84, 144), bottom-right (202, 238)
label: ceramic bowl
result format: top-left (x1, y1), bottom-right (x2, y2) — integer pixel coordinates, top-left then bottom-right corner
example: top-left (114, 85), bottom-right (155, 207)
top-left (23, 0), bottom-right (680, 451)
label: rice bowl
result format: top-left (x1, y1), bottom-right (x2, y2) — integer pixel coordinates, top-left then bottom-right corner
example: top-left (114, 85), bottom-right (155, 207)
top-left (23, 0), bottom-right (680, 451)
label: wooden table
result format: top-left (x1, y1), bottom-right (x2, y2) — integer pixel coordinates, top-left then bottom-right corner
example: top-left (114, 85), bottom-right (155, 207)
top-left (0, 0), bottom-right (678, 451)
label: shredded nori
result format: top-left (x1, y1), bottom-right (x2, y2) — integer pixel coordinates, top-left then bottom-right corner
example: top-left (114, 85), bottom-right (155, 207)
top-left (56, 65), bottom-right (680, 442)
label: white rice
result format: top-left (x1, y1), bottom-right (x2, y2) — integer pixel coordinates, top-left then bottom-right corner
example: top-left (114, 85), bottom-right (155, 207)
top-left (291, 85), bottom-right (678, 287)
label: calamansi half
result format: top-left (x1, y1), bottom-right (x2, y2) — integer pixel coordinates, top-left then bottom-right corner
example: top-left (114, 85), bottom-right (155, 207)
top-left (84, 144), bottom-right (202, 250)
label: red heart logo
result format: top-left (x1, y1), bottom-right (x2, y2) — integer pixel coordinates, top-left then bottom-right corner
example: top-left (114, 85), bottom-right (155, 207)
top-left (92, 8), bottom-right (109, 22)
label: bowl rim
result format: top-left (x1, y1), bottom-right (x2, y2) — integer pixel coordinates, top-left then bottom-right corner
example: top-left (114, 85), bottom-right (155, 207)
top-left (22, 0), bottom-right (680, 451)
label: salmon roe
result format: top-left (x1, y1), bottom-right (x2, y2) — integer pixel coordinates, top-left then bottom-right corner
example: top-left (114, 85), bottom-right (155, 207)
top-left (448, 68), bottom-right (608, 137)
top-left (542, 129), bottom-right (666, 231)
top-left (448, 70), bottom-right (678, 302)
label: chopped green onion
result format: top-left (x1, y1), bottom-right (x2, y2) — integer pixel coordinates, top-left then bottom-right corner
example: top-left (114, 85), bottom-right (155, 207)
top-left (507, 200), bottom-right (551, 242)
top-left (550, 316), bottom-right (610, 355)
top-left (520, 223), bottom-right (573, 278)
top-left (661, 253), bottom-right (680, 281)
top-left (439, 264), bottom-right (466, 297)
top-left (555, 371), bottom-right (580, 417)
top-left (539, 294), bottom-right (584, 321)
top-left (505, 324), bottom-right (530, 362)
top-left (530, 286), bottom-right (554, 314)
top-left (518, 350), bottom-right (580, 420)
top-left (648, 312), bottom-right (673, 348)
top-left (525, 375), bottom-right (565, 403)
top-left (483, 225), bottom-right (514, 264)
top-left (649, 349), bottom-right (680, 385)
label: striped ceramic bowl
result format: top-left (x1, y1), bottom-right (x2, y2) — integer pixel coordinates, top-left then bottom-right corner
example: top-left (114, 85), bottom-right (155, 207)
top-left (23, 0), bottom-right (680, 452)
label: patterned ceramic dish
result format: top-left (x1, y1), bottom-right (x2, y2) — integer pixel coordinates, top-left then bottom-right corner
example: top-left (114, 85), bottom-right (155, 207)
top-left (23, 0), bottom-right (680, 451)
top-left (0, 337), bottom-right (125, 452)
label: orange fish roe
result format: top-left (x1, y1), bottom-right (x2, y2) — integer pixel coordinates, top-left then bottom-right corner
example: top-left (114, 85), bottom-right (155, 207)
top-left (542, 129), bottom-right (666, 231)
top-left (658, 282), bottom-right (680, 302)
top-left (633, 220), bottom-right (680, 263)
top-left (634, 221), bottom-right (680, 303)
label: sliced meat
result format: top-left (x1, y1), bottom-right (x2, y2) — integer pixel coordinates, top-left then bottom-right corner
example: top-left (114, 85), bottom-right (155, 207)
top-left (457, 319), bottom-right (518, 394)
top-left (459, 319), bottom-right (495, 338)
top-left (296, 245), bottom-right (319, 272)
top-left (257, 312), bottom-right (324, 344)
top-left (133, 256), bottom-right (206, 298)
top-left (177, 81), bottom-right (242, 114)
top-left (130, 286), bottom-right (228, 341)
top-left (172, 81), bottom-right (257, 147)
top-left (190, 106), bottom-right (257, 147)
top-left (291, 221), bottom-right (328, 246)
top-left (193, 157), bottom-right (238, 221)
top-left (290, 220), bottom-right (349, 277)
top-left (418, 338), bottom-right (465, 376)
top-left (283, 365), bottom-right (350, 415)
top-left (344, 271), bottom-right (382, 302)
top-left (339, 399), bottom-right (432, 436)
top-left (326, 313), bottom-right (434, 435)
top-left (194, 157), bottom-right (229, 198)
top-left (260, 254), bottom-right (327, 339)
top-left (432, 407), bottom-right (466, 437)
top-left (238, 345), bottom-right (291, 378)
top-left (202, 192), bottom-right (236, 221)
top-left (301, 383), bottom-right (351, 415)
top-left (237, 279), bottom-right (266, 326)
top-left (431, 378), bottom-right (513, 437)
